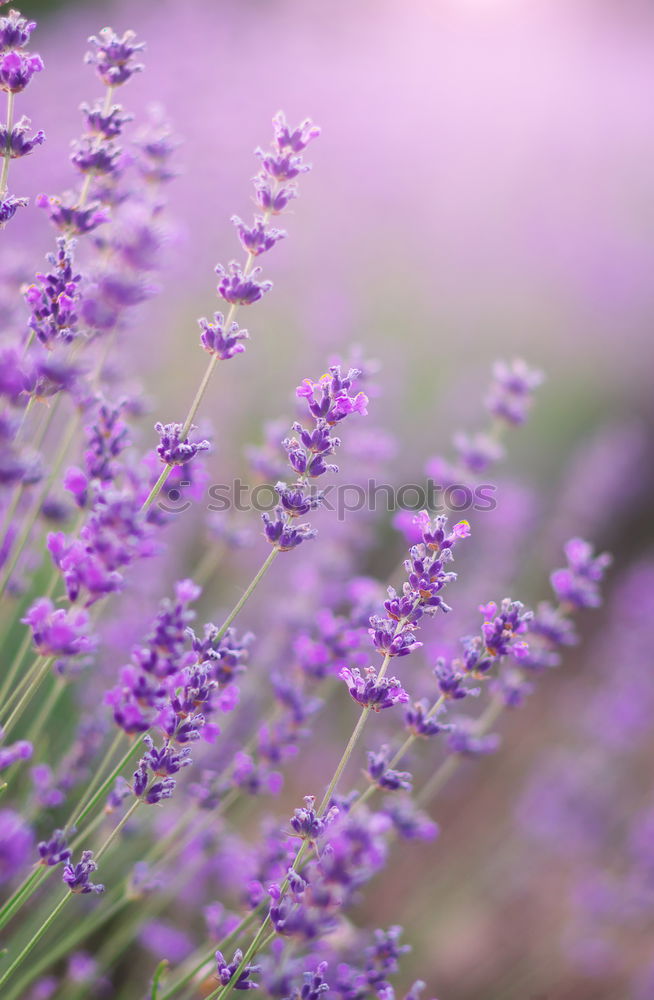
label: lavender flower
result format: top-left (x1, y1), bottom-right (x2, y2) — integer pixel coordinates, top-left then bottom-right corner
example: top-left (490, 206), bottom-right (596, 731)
top-left (0, 115), bottom-right (44, 156)
top-left (215, 949), bottom-right (261, 991)
top-left (339, 666), bottom-right (409, 712)
top-left (37, 829), bottom-right (71, 867)
top-left (199, 312), bottom-right (249, 360)
top-left (0, 8), bottom-right (35, 49)
top-left (0, 49), bottom-right (42, 92)
top-left (215, 262), bottom-right (272, 306)
top-left (366, 748), bottom-right (413, 792)
top-left (85, 28), bottom-right (145, 87)
top-left (22, 598), bottom-right (96, 658)
top-left (62, 850), bottom-right (104, 894)
top-left (155, 421), bottom-right (211, 466)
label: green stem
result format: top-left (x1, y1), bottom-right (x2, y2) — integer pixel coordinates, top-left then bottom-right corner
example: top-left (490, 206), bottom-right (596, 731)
top-left (67, 729), bottom-right (126, 831)
top-left (3, 894), bottom-right (126, 1000)
top-left (1, 656), bottom-right (54, 737)
top-left (0, 888), bottom-right (70, 990)
top-left (417, 697), bottom-right (504, 806)
top-left (158, 909), bottom-right (260, 1000)
top-left (0, 571), bottom-right (58, 711)
top-left (0, 410), bottom-right (79, 600)
top-left (214, 547), bottom-right (279, 641)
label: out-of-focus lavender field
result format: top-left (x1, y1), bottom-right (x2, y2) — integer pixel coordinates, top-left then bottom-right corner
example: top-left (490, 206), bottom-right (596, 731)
top-left (3, 0), bottom-right (654, 998)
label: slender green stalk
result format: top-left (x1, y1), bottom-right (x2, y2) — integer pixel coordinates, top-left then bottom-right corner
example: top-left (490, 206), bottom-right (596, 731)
top-left (204, 931), bottom-right (277, 1000)
top-left (417, 697), bottom-right (504, 807)
top-left (0, 410), bottom-right (80, 599)
top-left (211, 651), bottom-right (396, 1000)
top-left (354, 693), bottom-right (446, 812)
top-left (67, 729), bottom-right (126, 831)
top-left (0, 867), bottom-right (45, 932)
top-left (158, 909), bottom-right (260, 1000)
top-left (140, 211), bottom-right (272, 514)
top-left (3, 894), bottom-right (126, 1000)
top-left (1, 655), bottom-right (54, 736)
top-left (0, 888), bottom-right (70, 990)
top-left (214, 547), bottom-right (279, 641)
top-left (0, 571), bottom-right (57, 711)
top-left (0, 798), bottom-right (139, 989)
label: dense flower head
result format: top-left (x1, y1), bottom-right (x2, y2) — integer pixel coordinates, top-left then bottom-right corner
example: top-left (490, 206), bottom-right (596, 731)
top-left (289, 795), bottom-right (337, 842)
top-left (155, 421), bottom-right (210, 466)
top-left (132, 735), bottom-right (191, 805)
top-left (48, 487), bottom-right (156, 605)
top-left (36, 192), bottom-right (109, 235)
top-left (0, 49), bottom-right (42, 92)
top-left (478, 599), bottom-right (532, 658)
top-left (199, 311), bottom-right (249, 360)
top-left (0, 192), bottom-right (27, 224)
top-left (486, 359), bottom-right (544, 425)
top-left (215, 948), bottom-right (261, 991)
top-left (296, 367), bottom-right (368, 425)
top-left (0, 115), bottom-right (44, 157)
top-left (339, 666), bottom-right (409, 712)
top-left (0, 7), bottom-right (36, 49)
top-left (404, 699), bottom-right (452, 738)
top-left (22, 597), bottom-right (96, 658)
top-left (434, 658), bottom-right (479, 700)
top-left (70, 137), bottom-right (121, 176)
top-left (25, 238), bottom-right (81, 349)
top-left (38, 829), bottom-right (71, 867)
top-left (232, 215), bottom-right (286, 256)
top-left (367, 747), bottom-right (413, 792)
top-left (550, 537), bottom-right (612, 609)
top-left (81, 100), bottom-right (132, 139)
top-left (216, 261), bottom-right (272, 306)
top-left (62, 849), bottom-right (104, 894)
top-left (85, 27), bottom-right (145, 87)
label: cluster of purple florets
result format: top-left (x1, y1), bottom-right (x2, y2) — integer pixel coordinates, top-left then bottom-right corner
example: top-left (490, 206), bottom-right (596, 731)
top-left (0, 6), bottom-right (44, 224)
top-left (261, 367), bottom-right (368, 552)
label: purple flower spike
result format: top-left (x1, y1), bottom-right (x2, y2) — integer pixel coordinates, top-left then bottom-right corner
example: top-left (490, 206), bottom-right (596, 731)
top-left (155, 422), bottom-right (210, 466)
top-left (215, 949), bottom-right (261, 991)
top-left (85, 27), bottom-right (145, 87)
top-left (22, 598), bottom-right (97, 658)
top-left (62, 850), bottom-right (104, 894)
top-left (0, 116), bottom-right (44, 158)
top-left (0, 8), bottom-right (37, 49)
top-left (339, 666), bottom-right (409, 712)
top-left (215, 262), bottom-right (272, 306)
top-left (0, 50), bottom-right (43, 92)
top-left (199, 311), bottom-right (249, 360)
